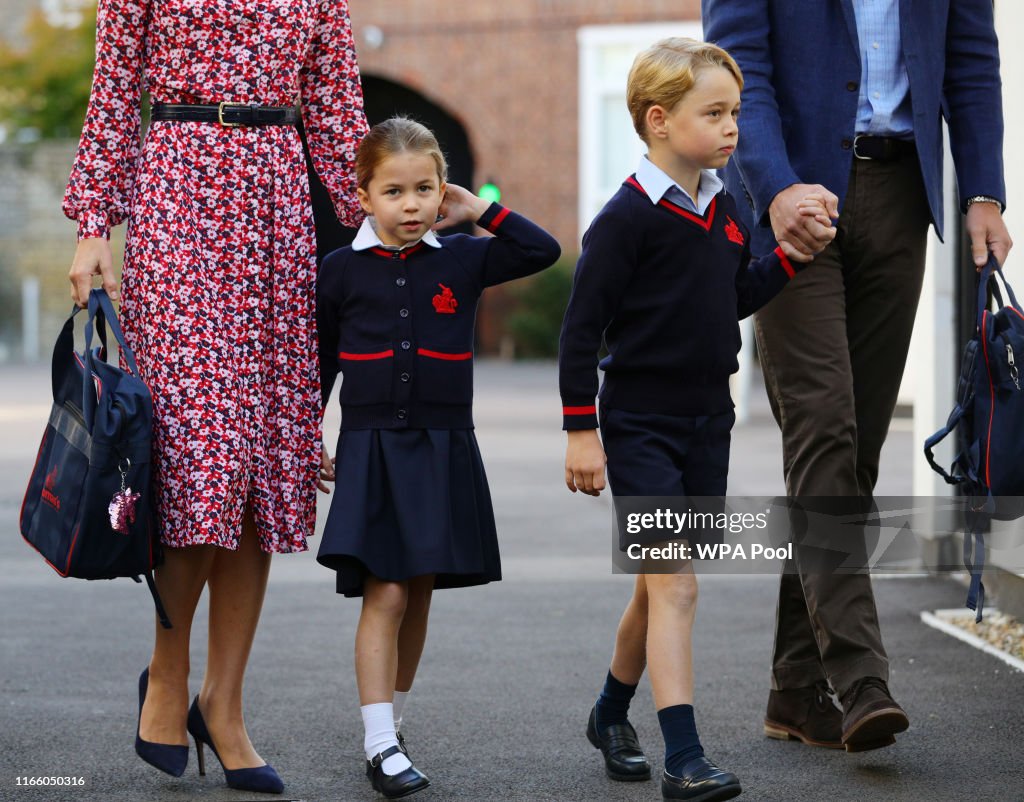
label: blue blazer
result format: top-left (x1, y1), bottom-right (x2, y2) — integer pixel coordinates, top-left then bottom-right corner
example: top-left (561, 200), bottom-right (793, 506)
top-left (702, 0), bottom-right (1006, 255)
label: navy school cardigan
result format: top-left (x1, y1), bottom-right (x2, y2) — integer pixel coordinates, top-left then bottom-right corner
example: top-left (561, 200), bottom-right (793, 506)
top-left (558, 176), bottom-right (804, 430)
top-left (318, 203), bottom-right (561, 430)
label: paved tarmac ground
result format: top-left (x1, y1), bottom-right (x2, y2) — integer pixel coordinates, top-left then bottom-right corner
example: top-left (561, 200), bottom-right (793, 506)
top-left (2, 362), bottom-right (1022, 802)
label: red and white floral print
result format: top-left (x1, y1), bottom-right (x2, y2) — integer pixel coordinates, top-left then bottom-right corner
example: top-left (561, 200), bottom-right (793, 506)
top-left (63, 0), bottom-right (369, 553)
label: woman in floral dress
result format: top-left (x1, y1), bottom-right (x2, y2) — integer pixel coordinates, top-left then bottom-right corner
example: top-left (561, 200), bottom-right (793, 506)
top-left (64, 0), bottom-right (367, 789)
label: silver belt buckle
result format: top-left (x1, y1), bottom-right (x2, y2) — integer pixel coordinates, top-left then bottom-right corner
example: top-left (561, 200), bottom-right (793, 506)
top-left (853, 133), bottom-right (872, 161)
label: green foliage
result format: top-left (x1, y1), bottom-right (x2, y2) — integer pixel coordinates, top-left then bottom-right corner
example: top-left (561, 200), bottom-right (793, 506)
top-left (505, 257), bottom-right (577, 358)
top-left (0, 5), bottom-right (97, 140)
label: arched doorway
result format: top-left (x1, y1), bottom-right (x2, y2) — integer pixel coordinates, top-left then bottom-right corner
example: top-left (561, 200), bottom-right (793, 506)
top-left (302, 76), bottom-right (475, 262)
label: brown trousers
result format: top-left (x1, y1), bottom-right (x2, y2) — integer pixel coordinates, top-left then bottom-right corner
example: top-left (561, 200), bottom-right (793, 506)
top-left (754, 154), bottom-right (931, 696)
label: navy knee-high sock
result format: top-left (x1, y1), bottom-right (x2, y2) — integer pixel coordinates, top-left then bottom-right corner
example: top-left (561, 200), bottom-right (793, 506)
top-left (594, 670), bottom-right (638, 733)
top-left (658, 704), bottom-right (704, 776)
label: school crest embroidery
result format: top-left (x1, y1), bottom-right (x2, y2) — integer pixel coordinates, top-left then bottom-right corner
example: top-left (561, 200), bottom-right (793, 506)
top-left (42, 465), bottom-right (61, 510)
top-left (432, 283), bottom-right (458, 314)
top-left (724, 216), bottom-right (745, 245)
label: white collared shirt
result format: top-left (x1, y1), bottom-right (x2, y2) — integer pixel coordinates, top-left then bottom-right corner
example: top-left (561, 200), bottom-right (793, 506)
top-left (350, 217), bottom-right (443, 251)
top-left (634, 156), bottom-right (723, 216)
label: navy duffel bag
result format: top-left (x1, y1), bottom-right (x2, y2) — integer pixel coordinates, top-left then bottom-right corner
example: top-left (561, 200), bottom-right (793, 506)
top-left (20, 289), bottom-right (169, 627)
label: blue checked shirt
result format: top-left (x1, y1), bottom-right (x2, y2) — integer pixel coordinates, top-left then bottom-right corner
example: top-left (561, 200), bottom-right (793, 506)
top-left (853, 0), bottom-right (914, 137)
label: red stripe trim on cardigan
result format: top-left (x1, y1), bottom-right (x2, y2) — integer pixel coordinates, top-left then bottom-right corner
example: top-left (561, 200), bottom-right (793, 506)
top-left (417, 349), bottom-right (472, 361)
top-left (563, 405), bottom-right (597, 415)
top-left (625, 176), bottom-right (716, 231)
top-left (774, 245), bottom-right (796, 279)
top-left (486, 207), bottom-right (511, 231)
top-left (338, 350), bottom-right (394, 360)
top-left (369, 242), bottom-right (426, 259)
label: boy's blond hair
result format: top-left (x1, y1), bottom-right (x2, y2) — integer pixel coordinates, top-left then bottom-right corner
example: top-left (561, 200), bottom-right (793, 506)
top-left (627, 37), bottom-right (743, 142)
top-left (355, 116), bottom-right (448, 190)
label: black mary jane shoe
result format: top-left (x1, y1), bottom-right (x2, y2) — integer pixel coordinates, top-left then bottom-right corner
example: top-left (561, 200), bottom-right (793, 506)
top-left (586, 705), bottom-right (652, 781)
top-left (661, 755), bottom-right (742, 801)
top-left (366, 744), bottom-right (429, 799)
top-left (365, 731), bottom-right (408, 775)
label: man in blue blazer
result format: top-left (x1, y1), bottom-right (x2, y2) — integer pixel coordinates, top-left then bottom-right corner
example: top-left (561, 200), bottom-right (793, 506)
top-left (703, 0), bottom-right (1012, 753)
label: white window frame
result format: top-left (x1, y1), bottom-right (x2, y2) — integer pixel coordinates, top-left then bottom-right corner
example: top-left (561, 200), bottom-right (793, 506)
top-left (577, 21), bottom-right (703, 242)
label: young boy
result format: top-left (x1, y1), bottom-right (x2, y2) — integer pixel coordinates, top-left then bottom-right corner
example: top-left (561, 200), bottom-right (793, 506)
top-left (558, 38), bottom-right (834, 802)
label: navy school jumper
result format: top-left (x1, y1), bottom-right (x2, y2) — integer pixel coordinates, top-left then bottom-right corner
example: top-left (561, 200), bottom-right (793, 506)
top-left (558, 176), bottom-right (805, 431)
top-left (318, 203), bottom-right (561, 430)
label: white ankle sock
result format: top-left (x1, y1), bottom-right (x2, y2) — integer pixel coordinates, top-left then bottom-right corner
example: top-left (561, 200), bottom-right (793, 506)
top-left (393, 690), bottom-right (410, 731)
top-left (361, 702), bottom-right (412, 775)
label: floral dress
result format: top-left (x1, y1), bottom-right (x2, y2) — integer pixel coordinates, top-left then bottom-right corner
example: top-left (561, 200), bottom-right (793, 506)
top-left (63, 0), bottom-right (368, 553)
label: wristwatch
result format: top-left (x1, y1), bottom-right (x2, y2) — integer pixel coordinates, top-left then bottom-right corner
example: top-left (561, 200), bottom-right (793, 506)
top-left (965, 195), bottom-right (1004, 212)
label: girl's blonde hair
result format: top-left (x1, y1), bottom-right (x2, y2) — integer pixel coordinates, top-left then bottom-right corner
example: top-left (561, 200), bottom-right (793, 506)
top-left (355, 116), bottom-right (448, 190)
top-left (627, 37), bottom-right (744, 142)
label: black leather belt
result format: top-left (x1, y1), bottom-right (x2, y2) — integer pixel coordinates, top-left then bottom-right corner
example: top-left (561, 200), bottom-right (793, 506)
top-left (853, 134), bottom-right (915, 162)
top-left (150, 102), bottom-right (298, 127)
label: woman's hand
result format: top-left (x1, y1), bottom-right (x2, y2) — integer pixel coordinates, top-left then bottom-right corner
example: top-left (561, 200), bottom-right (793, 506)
top-left (317, 443), bottom-right (336, 493)
top-left (69, 237), bottom-right (119, 308)
top-left (433, 183), bottom-right (490, 231)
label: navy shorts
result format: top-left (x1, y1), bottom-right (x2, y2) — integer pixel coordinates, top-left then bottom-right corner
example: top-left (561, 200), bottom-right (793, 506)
top-left (599, 406), bottom-right (734, 549)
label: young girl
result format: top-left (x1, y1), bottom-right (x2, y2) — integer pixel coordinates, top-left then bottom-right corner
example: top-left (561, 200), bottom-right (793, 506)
top-left (559, 39), bottom-right (833, 801)
top-left (316, 116), bottom-right (560, 799)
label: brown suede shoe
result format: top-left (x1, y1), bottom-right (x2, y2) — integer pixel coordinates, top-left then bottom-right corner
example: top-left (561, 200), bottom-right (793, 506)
top-left (764, 681), bottom-right (843, 748)
top-left (840, 677), bottom-right (909, 752)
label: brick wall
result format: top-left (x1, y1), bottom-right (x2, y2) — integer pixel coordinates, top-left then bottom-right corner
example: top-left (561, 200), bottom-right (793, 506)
top-left (349, 1), bottom-right (702, 250)
top-left (0, 3), bottom-right (703, 359)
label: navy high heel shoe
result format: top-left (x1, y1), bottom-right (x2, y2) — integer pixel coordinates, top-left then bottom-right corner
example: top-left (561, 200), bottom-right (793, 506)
top-left (135, 668), bottom-right (188, 777)
top-left (186, 696), bottom-right (284, 794)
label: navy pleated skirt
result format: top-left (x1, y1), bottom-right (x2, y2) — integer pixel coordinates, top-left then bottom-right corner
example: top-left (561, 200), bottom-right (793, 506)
top-left (317, 428), bottom-right (502, 597)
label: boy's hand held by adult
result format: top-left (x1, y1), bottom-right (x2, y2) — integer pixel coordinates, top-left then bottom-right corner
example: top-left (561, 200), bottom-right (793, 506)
top-left (786, 196), bottom-right (838, 264)
top-left (966, 200), bottom-right (1013, 270)
top-left (770, 183), bottom-right (839, 262)
top-left (565, 429), bottom-right (607, 496)
top-left (68, 236), bottom-right (119, 308)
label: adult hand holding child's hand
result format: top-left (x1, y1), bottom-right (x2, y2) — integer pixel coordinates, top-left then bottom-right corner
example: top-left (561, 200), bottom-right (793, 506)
top-left (770, 183), bottom-right (839, 263)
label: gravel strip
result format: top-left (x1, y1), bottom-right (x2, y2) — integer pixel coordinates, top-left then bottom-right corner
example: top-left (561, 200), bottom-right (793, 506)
top-left (944, 609), bottom-right (1024, 661)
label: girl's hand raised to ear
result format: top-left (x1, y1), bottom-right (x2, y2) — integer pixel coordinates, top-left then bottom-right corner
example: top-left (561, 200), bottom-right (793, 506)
top-left (433, 183), bottom-right (491, 231)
